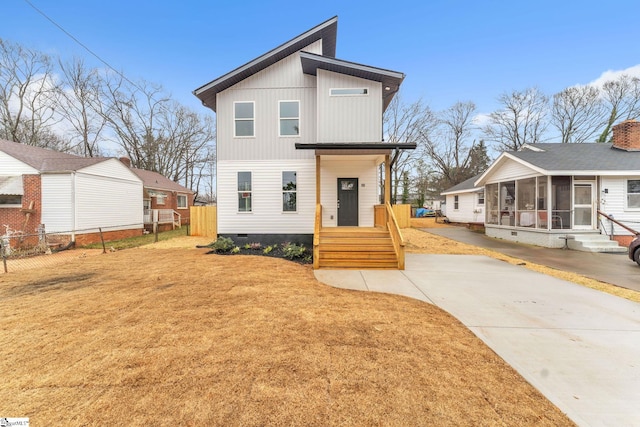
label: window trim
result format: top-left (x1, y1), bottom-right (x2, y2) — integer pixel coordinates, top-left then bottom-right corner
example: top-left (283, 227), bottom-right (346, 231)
top-left (234, 101), bottom-right (255, 138)
top-left (177, 194), bottom-right (188, 209)
top-left (626, 178), bottom-right (640, 210)
top-left (330, 88), bottom-right (369, 96)
top-left (278, 100), bottom-right (300, 137)
top-left (453, 195), bottom-right (459, 210)
top-left (282, 171), bottom-right (297, 213)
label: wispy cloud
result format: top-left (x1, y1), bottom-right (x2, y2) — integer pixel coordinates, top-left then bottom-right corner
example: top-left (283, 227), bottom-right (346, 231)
top-left (587, 64), bottom-right (640, 88)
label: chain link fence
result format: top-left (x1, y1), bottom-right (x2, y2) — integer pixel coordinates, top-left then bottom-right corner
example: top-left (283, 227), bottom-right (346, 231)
top-left (1, 224), bottom-right (143, 274)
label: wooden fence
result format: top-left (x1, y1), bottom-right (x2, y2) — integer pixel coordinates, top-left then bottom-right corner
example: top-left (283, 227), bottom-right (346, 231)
top-left (392, 204), bottom-right (411, 228)
top-left (190, 206), bottom-right (217, 238)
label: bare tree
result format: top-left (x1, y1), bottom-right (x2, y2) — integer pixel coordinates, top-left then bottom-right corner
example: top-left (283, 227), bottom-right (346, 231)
top-left (54, 57), bottom-right (108, 156)
top-left (597, 74), bottom-right (640, 142)
top-left (551, 86), bottom-right (605, 143)
top-left (0, 39), bottom-right (63, 148)
top-left (383, 94), bottom-right (436, 203)
top-left (483, 87), bottom-right (549, 151)
top-left (424, 101), bottom-right (481, 191)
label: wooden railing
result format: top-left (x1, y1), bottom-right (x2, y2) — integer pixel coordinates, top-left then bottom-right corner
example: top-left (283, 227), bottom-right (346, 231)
top-left (144, 209), bottom-right (182, 229)
top-left (374, 204), bottom-right (387, 228)
top-left (313, 204), bottom-right (322, 269)
top-left (385, 202), bottom-right (406, 269)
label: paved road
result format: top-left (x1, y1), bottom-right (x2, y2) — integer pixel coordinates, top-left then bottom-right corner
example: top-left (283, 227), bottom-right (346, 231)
top-left (423, 226), bottom-right (640, 292)
top-left (315, 254), bottom-right (640, 426)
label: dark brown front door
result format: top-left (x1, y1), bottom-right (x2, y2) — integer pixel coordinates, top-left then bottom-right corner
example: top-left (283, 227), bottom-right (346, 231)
top-left (337, 178), bottom-right (358, 226)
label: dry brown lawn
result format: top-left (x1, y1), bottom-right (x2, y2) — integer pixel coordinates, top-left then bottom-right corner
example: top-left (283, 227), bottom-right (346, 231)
top-left (0, 237), bottom-right (575, 426)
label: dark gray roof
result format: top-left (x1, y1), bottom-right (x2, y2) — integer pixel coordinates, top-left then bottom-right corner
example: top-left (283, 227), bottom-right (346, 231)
top-left (513, 143), bottom-right (640, 172)
top-left (299, 52), bottom-right (404, 110)
top-left (441, 174), bottom-right (483, 195)
top-left (193, 16), bottom-right (338, 112)
top-left (0, 139), bottom-right (105, 171)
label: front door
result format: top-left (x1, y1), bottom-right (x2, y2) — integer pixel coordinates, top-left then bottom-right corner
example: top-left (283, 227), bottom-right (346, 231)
top-left (337, 178), bottom-right (358, 226)
top-left (573, 182), bottom-right (594, 229)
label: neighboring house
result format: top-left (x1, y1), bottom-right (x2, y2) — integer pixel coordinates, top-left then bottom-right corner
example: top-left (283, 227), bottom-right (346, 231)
top-left (193, 16), bottom-right (415, 269)
top-left (0, 139), bottom-right (143, 245)
top-left (128, 164), bottom-right (195, 231)
top-left (474, 120), bottom-right (640, 251)
top-left (441, 174), bottom-right (485, 225)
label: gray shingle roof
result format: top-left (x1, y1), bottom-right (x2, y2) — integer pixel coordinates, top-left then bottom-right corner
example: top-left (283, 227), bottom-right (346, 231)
top-left (131, 168), bottom-right (193, 194)
top-left (514, 143), bottom-right (640, 172)
top-left (441, 174), bottom-right (483, 195)
top-left (0, 139), bottom-right (106, 171)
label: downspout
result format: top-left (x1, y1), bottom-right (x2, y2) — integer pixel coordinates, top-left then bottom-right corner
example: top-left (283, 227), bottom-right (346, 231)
top-left (71, 172), bottom-right (77, 242)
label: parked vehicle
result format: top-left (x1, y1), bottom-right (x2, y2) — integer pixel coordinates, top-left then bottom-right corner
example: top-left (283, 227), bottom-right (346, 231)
top-left (629, 235), bottom-right (640, 266)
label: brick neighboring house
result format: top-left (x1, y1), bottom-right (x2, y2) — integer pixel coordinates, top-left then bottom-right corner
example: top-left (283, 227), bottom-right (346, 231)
top-left (129, 166), bottom-right (195, 232)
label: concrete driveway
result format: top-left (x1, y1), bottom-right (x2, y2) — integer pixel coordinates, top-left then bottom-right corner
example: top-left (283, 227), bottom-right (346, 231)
top-left (315, 253), bottom-right (640, 427)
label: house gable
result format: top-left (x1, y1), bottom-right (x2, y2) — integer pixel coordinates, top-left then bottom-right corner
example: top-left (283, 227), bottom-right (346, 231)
top-left (0, 149), bottom-right (38, 175)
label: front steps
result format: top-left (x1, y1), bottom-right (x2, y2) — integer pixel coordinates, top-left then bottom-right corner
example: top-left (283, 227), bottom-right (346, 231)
top-left (565, 233), bottom-right (628, 253)
top-left (317, 227), bottom-right (399, 269)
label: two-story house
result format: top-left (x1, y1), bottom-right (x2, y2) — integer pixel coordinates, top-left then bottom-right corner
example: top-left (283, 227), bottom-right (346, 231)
top-left (193, 16), bottom-right (415, 269)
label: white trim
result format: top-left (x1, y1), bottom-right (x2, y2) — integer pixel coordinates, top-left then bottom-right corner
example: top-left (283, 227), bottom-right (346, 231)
top-left (278, 100), bottom-right (300, 137)
top-left (177, 193), bottom-right (188, 209)
top-left (625, 178), bottom-right (640, 211)
top-left (233, 101), bottom-right (255, 138)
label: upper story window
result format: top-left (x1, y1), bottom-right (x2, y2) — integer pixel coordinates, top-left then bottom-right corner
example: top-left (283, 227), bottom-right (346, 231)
top-left (279, 101), bottom-right (299, 136)
top-left (627, 179), bottom-right (640, 209)
top-left (330, 88), bottom-right (368, 96)
top-left (234, 102), bottom-right (254, 137)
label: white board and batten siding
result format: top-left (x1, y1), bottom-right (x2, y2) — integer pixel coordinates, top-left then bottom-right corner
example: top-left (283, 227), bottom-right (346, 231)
top-left (217, 160), bottom-right (315, 235)
top-left (316, 69), bottom-right (382, 143)
top-left (600, 175), bottom-right (640, 236)
top-left (216, 40), bottom-right (322, 162)
top-left (320, 158), bottom-right (380, 227)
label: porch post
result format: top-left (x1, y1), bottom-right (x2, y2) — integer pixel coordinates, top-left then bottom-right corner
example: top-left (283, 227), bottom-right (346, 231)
top-left (316, 154), bottom-right (321, 205)
top-left (384, 154), bottom-right (391, 204)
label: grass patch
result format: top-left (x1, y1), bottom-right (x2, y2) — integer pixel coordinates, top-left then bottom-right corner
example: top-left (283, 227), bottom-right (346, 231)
top-left (82, 227), bottom-right (189, 250)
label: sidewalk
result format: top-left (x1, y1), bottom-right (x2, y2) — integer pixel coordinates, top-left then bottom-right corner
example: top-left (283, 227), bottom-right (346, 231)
top-left (315, 254), bottom-right (640, 426)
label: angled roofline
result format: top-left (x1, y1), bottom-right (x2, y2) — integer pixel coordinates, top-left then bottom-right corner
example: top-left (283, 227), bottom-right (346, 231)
top-left (299, 51), bottom-right (404, 110)
top-left (193, 16), bottom-right (338, 112)
top-left (474, 152), bottom-right (547, 187)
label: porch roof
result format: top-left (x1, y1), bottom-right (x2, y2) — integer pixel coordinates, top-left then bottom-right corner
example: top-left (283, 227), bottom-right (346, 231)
top-left (295, 142), bottom-right (416, 154)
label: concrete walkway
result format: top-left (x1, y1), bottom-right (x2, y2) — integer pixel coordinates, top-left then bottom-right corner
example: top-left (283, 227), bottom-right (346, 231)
top-left (315, 253), bottom-right (640, 427)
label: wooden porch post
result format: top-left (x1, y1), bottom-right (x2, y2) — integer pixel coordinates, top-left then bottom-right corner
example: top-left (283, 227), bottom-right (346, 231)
top-left (316, 154), bottom-right (321, 205)
top-left (384, 154), bottom-right (391, 204)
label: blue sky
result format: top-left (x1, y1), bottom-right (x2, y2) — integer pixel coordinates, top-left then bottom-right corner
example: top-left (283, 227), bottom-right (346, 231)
top-left (3, 0), bottom-right (640, 118)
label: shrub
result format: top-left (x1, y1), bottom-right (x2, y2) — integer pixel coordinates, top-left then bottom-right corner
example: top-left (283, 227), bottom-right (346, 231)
top-left (231, 246), bottom-right (241, 254)
top-left (263, 245), bottom-right (274, 254)
top-left (249, 242), bottom-right (262, 250)
top-left (282, 242), bottom-right (306, 260)
top-left (209, 237), bottom-right (235, 253)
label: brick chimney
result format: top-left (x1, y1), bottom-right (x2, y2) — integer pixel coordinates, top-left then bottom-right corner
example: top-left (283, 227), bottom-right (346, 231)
top-left (119, 157), bottom-right (131, 167)
top-left (612, 120), bottom-right (640, 151)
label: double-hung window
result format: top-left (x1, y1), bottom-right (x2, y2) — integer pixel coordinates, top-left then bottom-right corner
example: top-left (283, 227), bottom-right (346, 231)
top-left (234, 102), bottom-right (254, 137)
top-left (454, 195), bottom-right (459, 210)
top-left (282, 171), bottom-right (297, 212)
top-left (628, 179), bottom-right (640, 209)
top-left (177, 194), bottom-right (188, 209)
top-left (279, 101), bottom-right (299, 136)
top-left (238, 172), bottom-right (252, 212)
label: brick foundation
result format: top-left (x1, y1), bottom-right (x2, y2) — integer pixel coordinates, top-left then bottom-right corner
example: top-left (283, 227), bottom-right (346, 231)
top-left (612, 235), bottom-right (635, 248)
top-left (73, 228), bottom-right (144, 246)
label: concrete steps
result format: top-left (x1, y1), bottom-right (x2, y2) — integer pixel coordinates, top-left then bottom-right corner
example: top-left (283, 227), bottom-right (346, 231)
top-left (566, 234), bottom-right (628, 253)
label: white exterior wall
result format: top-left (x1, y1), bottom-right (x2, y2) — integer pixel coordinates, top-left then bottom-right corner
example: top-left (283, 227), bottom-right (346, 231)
top-left (41, 161), bottom-right (143, 234)
top-left (217, 159), bottom-right (316, 234)
top-left (41, 174), bottom-right (74, 232)
top-left (487, 158), bottom-right (538, 183)
top-left (0, 151), bottom-right (38, 175)
top-left (445, 192), bottom-right (484, 223)
top-left (316, 69), bottom-right (382, 143)
top-left (216, 40), bottom-right (322, 162)
top-left (600, 175), bottom-right (640, 236)
top-left (320, 158), bottom-right (379, 227)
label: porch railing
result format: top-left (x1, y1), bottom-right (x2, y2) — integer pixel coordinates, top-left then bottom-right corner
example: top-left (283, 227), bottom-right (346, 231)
top-left (384, 203), bottom-right (405, 270)
top-left (313, 204), bottom-right (322, 269)
top-left (144, 209), bottom-right (182, 229)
